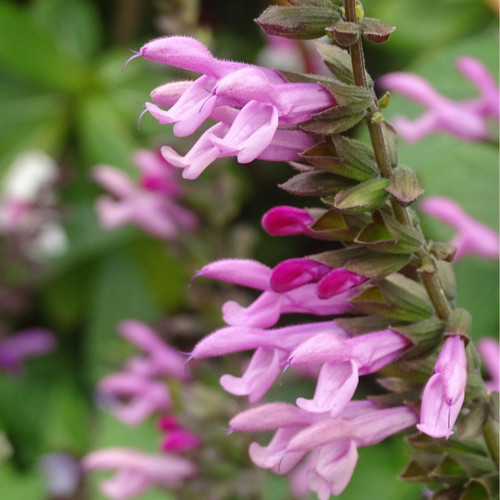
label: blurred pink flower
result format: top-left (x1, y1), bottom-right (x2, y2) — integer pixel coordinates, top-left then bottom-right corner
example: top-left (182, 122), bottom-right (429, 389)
top-left (420, 196), bottom-right (499, 261)
top-left (478, 338), bottom-right (499, 393)
top-left (82, 448), bottom-right (196, 500)
top-left (379, 57), bottom-right (499, 143)
top-left (0, 328), bottom-right (56, 373)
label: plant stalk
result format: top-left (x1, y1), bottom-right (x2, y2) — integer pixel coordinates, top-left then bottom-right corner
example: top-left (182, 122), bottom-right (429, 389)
top-left (343, 0), bottom-right (451, 321)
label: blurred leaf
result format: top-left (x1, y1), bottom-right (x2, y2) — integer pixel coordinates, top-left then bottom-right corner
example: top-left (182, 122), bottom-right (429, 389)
top-left (0, 462), bottom-right (45, 500)
top-left (0, 2), bottom-right (84, 91)
top-left (31, 0), bottom-right (102, 60)
top-left (84, 251), bottom-right (162, 382)
top-left (77, 93), bottom-right (138, 170)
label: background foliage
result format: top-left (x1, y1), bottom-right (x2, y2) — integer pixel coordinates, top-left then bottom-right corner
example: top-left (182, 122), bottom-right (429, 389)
top-left (0, 0), bottom-right (497, 498)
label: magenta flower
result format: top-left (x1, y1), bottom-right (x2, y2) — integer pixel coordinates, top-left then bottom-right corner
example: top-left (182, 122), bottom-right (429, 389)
top-left (82, 448), bottom-right (196, 500)
top-left (197, 259), bottom-right (355, 329)
top-left (417, 335), bottom-right (467, 439)
top-left (0, 328), bottom-right (56, 373)
top-left (127, 36), bottom-right (335, 178)
top-left (93, 152), bottom-right (196, 241)
top-left (230, 401), bottom-right (417, 499)
top-left (420, 196), bottom-right (499, 261)
top-left (379, 56), bottom-right (499, 143)
top-left (478, 338), bottom-right (499, 393)
top-left (158, 415), bottom-right (202, 453)
top-left (261, 205), bottom-right (318, 237)
top-left (270, 257), bottom-right (368, 298)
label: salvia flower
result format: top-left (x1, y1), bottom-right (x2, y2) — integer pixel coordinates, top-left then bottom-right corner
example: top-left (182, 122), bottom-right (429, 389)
top-left (127, 36), bottom-right (335, 178)
top-left (0, 328), bottom-right (56, 373)
top-left (477, 338), bottom-right (499, 393)
top-left (379, 57), bottom-right (499, 143)
top-left (417, 335), bottom-right (467, 439)
top-left (157, 415), bottom-right (202, 453)
top-left (82, 448), bottom-right (196, 500)
top-left (93, 150), bottom-right (197, 241)
top-left (230, 401), bottom-right (417, 499)
top-left (420, 196), bottom-right (499, 261)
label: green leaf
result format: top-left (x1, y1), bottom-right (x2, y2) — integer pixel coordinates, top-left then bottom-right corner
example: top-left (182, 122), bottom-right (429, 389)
top-left (334, 177), bottom-right (390, 213)
top-left (394, 318), bottom-right (445, 360)
top-left (0, 3), bottom-right (83, 91)
top-left (333, 135), bottom-right (379, 179)
top-left (301, 108), bottom-right (365, 135)
top-left (255, 5), bottom-right (341, 39)
top-left (279, 171), bottom-right (355, 197)
top-left (344, 251), bottom-right (412, 279)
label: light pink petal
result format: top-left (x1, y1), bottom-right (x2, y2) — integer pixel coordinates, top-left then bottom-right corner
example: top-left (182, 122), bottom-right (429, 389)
top-left (222, 292), bottom-right (282, 328)
top-left (297, 361), bottom-right (359, 416)
top-left (100, 469), bottom-right (150, 500)
top-left (417, 373), bottom-right (462, 439)
top-left (257, 129), bottom-right (314, 162)
top-left (435, 335), bottom-right (467, 405)
top-left (198, 259), bottom-right (272, 290)
top-left (210, 101), bottom-right (279, 163)
top-left (220, 347), bottom-right (283, 402)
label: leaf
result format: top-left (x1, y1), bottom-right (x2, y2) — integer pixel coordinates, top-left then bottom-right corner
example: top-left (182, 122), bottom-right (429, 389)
top-left (279, 171), bottom-right (355, 196)
top-left (334, 178), bottom-right (390, 213)
top-left (0, 3), bottom-right (83, 91)
top-left (301, 108), bottom-right (365, 135)
top-left (344, 251), bottom-right (412, 279)
top-left (387, 166), bottom-right (424, 207)
top-left (255, 5), bottom-right (341, 39)
top-left (333, 135), bottom-right (379, 178)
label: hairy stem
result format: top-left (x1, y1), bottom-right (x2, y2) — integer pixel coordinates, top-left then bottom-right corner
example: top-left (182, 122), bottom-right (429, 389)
top-left (343, 0), bottom-right (451, 321)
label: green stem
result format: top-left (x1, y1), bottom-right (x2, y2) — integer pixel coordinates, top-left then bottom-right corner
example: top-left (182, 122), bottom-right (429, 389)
top-left (343, 0), bottom-right (451, 321)
top-left (483, 415), bottom-right (499, 467)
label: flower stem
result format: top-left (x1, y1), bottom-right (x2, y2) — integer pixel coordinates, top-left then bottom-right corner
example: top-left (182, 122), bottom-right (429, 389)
top-left (343, 0), bottom-right (451, 321)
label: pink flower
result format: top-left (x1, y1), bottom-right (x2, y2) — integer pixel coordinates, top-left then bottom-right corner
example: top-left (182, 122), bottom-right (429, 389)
top-left (0, 328), bottom-right (56, 373)
top-left (478, 338), bottom-right (499, 393)
top-left (98, 371), bottom-right (171, 426)
top-left (119, 320), bottom-right (188, 381)
top-left (127, 36), bottom-right (334, 178)
top-left (417, 335), bottom-right (467, 439)
top-left (261, 205), bottom-right (318, 237)
top-left (420, 196), bottom-right (499, 261)
top-left (93, 152), bottom-right (196, 241)
top-left (82, 448), bottom-right (196, 500)
top-left (379, 57), bottom-right (499, 143)
top-left (157, 415), bottom-right (201, 453)
top-left (230, 401), bottom-right (417, 499)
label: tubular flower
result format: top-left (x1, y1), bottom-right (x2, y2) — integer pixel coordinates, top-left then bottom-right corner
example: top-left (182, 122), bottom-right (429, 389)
top-left (417, 335), bottom-right (467, 439)
top-left (0, 328), bottom-right (56, 373)
top-left (127, 36), bottom-right (335, 178)
top-left (230, 401), bottom-right (417, 499)
top-left (379, 57), bottom-right (499, 143)
top-left (93, 151), bottom-right (197, 241)
top-left (82, 448), bottom-right (196, 500)
top-left (420, 196), bottom-right (499, 261)
top-left (157, 415), bottom-right (202, 453)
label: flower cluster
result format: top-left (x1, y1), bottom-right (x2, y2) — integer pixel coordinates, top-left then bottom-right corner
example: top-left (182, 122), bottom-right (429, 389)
top-left (379, 57), bottom-right (499, 143)
top-left (94, 149), bottom-right (197, 241)
top-left (84, 321), bottom-right (198, 499)
top-left (128, 36), bottom-right (336, 179)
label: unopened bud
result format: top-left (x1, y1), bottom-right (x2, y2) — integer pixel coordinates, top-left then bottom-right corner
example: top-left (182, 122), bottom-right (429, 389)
top-left (331, 21), bottom-right (360, 46)
top-left (371, 111), bottom-right (384, 124)
top-left (430, 242), bottom-right (457, 262)
top-left (355, 0), bottom-right (364, 20)
top-left (379, 91), bottom-right (391, 109)
top-left (386, 166), bottom-right (424, 207)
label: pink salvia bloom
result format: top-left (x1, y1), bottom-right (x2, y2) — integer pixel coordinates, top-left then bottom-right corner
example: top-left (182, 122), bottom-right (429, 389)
top-left (157, 415), bottom-right (202, 452)
top-left (379, 57), bottom-right (499, 143)
top-left (129, 36), bottom-right (335, 177)
top-left (420, 196), bottom-right (499, 260)
top-left (190, 321), bottom-right (350, 402)
top-left (417, 335), bottom-right (467, 439)
top-left (231, 402), bottom-right (417, 499)
top-left (93, 157), bottom-right (196, 241)
top-left (0, 328), bottom-right (56, 373)
top-left (119, 320), bottom-right (188, 381)
top-left (288, 329), bottom-right (410, 415)
top-left (477, 338), bottom-right (499, 393)
top-left (82, 448), bottom-right (196, 500)
top-left (98, 371), bottom-right (171, 426)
